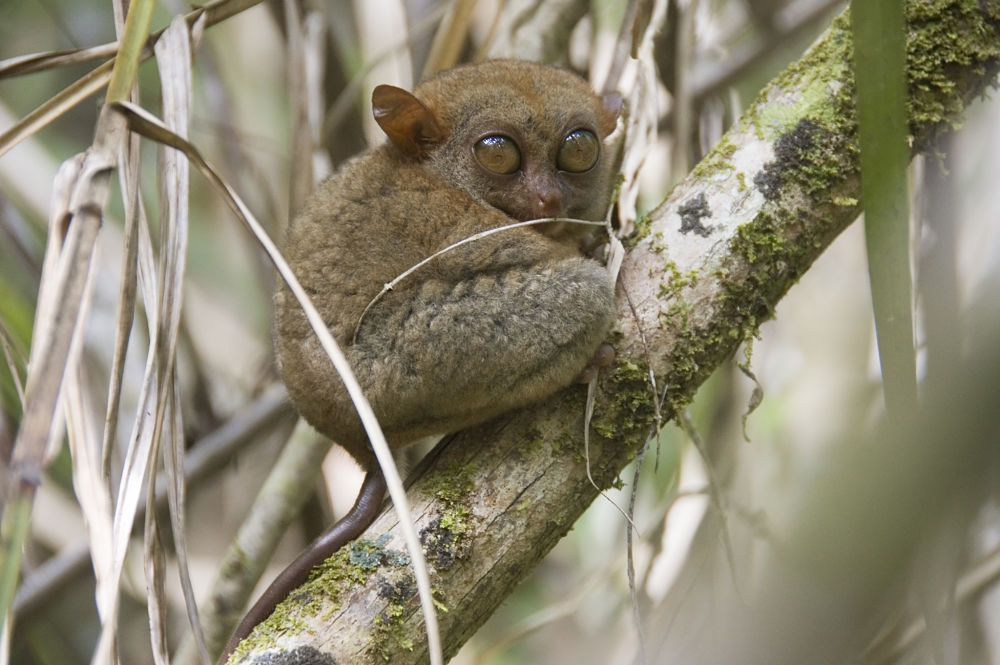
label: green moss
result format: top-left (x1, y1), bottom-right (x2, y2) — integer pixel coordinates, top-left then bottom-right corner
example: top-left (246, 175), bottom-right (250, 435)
top-left (367, 572), bottom-right (421, 660)
top-left (422, 457), bottom-right (477, 505)
top-left (745, 12), bottom-right (853, 136)
top-left (656, 261), bottom-right (700, 301)
top-left (754, 61), bottom-right (852, 141)
top-left (753, 118), bottom-right (859, 201)
top-left (704, 2), bottom-right (999, 215)
top-left (377, 576), bottom-right (416, 604)
top-left (905, 0), bottom-right (1000, 139)
top-left (688, 134), bottom-right (739, 183)
top-left (420, 509), bottom-right (471, 569)
top-left (733, 211), bottom-right (789, 265)
top-left (371, 600), bottom-right (415, 661)
top-left (591, 358), bottom-right (656, 443)
top-left (417, 455), bottom-right (475, 570)
top-left (437, 508), bottom-right (463, 532)
top-left (230, 545), bottom-right (372, 660)
top-left (731, 13), bottom-right (859, 204)
top-left (711, 206), bottom-right (836, 376)
top-left (547, 426), bottom-right (579, 459)
top-left (626, 211), bottom-right (653, 246)
top-left (649, 225), bottom-right (809, 424)
top-left (747, 1), bottom-right (1000, 174)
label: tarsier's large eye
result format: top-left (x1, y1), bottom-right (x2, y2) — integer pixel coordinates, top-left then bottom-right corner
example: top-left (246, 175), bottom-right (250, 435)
top-left (557, 129), bottom-right (599, 173)
top-left (474, 135), bottom-right (521, 174)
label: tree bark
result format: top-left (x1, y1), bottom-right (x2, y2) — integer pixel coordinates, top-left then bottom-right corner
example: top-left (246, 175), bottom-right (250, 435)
top-left (228, 3), bottom-right (1000, 663)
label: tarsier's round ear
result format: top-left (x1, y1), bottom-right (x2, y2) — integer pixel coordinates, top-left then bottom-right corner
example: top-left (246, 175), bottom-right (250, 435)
top-left (599, 92), bottom-right (624, 136)
top-left (372, 85), bottom-right (445, 158)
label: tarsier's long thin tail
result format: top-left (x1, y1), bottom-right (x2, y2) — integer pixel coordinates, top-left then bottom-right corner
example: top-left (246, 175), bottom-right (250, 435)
top-left (218, 468), bottom-right (388, 664)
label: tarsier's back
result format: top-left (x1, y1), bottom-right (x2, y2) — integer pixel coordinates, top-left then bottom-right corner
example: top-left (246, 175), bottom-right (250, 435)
top-left (274, 59), bottom-right (621, 466)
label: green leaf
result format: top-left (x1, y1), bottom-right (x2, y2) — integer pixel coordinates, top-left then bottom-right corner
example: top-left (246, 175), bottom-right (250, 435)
top-left (852, 0), bottom-right (916, 416)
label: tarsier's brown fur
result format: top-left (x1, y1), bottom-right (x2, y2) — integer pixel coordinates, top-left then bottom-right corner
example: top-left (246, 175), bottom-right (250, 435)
top-left (222, 59), bottom-right (621, 661)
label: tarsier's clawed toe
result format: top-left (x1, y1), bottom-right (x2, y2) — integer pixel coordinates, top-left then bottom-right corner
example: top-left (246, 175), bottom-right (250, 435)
top-left (575, 343), bottom-right (616, 383)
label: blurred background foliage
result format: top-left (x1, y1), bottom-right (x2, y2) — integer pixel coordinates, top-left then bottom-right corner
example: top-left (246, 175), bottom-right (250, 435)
top-left (1, 0), bottom-right (1000, 664)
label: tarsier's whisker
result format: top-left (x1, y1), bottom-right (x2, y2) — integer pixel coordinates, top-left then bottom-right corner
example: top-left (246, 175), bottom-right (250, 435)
top-left (352, 217), bottom-right (607, 344)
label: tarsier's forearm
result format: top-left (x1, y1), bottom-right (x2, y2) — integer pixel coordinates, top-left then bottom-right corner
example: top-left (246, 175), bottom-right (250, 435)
top-left (358, 256), bottom-right (615, 432)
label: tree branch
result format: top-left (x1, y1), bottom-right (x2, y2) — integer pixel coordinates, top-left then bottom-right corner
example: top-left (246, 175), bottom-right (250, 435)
top-left (229, 3), bottom-right (1000, 663)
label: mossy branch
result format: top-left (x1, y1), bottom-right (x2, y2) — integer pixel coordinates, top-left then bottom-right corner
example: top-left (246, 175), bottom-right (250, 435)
top-left (232, 3), bottom-right (1000, 663)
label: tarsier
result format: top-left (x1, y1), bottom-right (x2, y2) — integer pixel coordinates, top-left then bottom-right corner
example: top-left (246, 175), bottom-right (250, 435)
top-left (222, 59), bottom-right (621, 660)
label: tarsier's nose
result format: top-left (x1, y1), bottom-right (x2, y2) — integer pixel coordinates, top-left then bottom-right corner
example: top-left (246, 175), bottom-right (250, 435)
top-left (534, 188), bottom-right (563, 219)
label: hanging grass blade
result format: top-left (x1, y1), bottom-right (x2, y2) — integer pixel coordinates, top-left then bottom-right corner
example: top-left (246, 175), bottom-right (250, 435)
top-left (851, 0), bottom-right (916, 416)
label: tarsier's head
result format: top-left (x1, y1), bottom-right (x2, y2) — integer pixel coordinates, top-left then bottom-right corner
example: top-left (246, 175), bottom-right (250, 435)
top-left (372, 59), bottom-right (622, 229)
